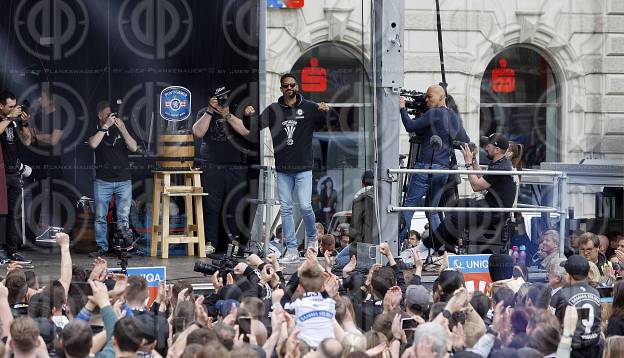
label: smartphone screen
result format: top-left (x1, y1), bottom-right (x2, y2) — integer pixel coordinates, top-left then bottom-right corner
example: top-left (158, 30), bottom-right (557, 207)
top-left (401, 317), bottom-right (418, 330)
top-left (238, 316), bottom-right (251, 335)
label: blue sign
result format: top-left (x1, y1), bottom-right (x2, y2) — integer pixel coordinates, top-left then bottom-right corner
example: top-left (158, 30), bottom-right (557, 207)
top-left (160, 86), bottom-right (191, 121)
top-left (448, 254), bottom-right (491, 274)
top-left (109, 266), bottom-right (166, 287)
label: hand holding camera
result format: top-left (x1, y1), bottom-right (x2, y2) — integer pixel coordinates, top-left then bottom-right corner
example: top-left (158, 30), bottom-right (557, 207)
top-left (103, 113), bottom-right (116, 129)
top-left (114, 117), bottom-right (127, 132)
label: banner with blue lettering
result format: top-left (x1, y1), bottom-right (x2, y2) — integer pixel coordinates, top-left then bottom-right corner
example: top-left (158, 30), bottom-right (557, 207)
top-left (109, 266), bottom-right (166, 305)
top-left (449, 254), bottom-right (492, 294)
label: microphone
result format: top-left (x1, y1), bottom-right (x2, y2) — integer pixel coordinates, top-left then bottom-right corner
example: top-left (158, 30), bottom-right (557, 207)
top-left (430, 135), bottom-right (442, 150)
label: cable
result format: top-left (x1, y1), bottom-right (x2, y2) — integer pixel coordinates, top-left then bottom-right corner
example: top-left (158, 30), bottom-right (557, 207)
top-left (370, 0), bottom-right (382, 247)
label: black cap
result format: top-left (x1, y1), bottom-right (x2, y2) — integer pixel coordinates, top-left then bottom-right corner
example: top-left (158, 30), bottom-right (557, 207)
top-left (560, 255), bottom-right (589, 278)
top-left (480, 133), bottom-right (509, 150)
top-left (212, 85), bottom-right (230, 98)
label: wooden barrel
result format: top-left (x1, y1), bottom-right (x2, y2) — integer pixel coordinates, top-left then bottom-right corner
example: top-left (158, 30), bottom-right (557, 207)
top-left (158, 131), bottom-right (195, 169)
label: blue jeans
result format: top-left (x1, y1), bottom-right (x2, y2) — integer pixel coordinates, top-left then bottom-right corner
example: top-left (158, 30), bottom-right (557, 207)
top-left (276, 171), bottom-right (316, 250)
top-left (400, 162), bottom-right (449, 242)
top-left (94, 179), bottom-right (132, 251)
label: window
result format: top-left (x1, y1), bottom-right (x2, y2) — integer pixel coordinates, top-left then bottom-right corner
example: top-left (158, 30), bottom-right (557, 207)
top-left (480, 46), bottom-right (560, 168)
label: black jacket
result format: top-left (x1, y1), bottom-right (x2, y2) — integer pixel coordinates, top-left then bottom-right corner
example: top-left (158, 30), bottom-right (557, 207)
top-left (349, 186), bottom-right (376, 245)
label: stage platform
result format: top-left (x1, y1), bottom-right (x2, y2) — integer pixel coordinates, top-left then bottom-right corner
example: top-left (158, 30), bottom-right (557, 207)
top-left (17, 248), bottom-right (547, 294)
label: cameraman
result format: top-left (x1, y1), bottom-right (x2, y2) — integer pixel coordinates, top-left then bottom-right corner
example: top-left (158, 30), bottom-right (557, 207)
top-left (88, 101), bottom-right (138, 257)
top-left (399, 84), bottom-right (469, 243)
top-left (192, 86), bottom-right (255, 255)
top-left (0, 91), bottom-right (33, 263)
top-left (428, 133), bottom-right (516, 253)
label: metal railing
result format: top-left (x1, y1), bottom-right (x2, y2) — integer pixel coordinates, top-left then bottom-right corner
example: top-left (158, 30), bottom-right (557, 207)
top-left (387, 167), bottom-right (568, 258)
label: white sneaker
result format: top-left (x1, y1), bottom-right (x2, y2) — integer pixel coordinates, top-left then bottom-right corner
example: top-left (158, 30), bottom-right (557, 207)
top-left (280, 248), bottom-right (300, 263)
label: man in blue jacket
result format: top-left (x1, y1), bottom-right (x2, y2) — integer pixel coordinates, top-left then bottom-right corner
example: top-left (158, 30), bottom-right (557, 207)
top-left (399, 84), bottom-right (469, 244)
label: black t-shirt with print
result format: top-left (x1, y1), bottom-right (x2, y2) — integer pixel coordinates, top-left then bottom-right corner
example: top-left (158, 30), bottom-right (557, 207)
top-left (0, 120), bottom-right (20, 173)
top-left (199, 109), bottom-right (246, 165)
top-left (482, 156), bottom-right (515, 208)
top-left (92, 125), bottom-right (131, 181)
top-left (258, 94), bottom-right (338, 173)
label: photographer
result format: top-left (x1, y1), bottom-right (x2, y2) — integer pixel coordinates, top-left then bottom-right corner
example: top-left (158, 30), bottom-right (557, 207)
top-left (192, 86), bottom-right (254, 255)
top-left (88, 101), bottom-right (138, 257)
top-left (0, 91), bottom-right (33, 264)
top-left (399, 84), bottom-right (469, 243)
top-left (428, 133), bottom-right (515, 253)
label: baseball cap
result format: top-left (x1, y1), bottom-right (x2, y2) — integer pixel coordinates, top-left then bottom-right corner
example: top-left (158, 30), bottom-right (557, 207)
top-left (212, 85), bottom-right (231, 98)
top-left (405, 285), bottom-right (432, 307)
top-left (560, 255), bottom-right (590, 278)
top-left (480, 133), bottom-right (509, 150)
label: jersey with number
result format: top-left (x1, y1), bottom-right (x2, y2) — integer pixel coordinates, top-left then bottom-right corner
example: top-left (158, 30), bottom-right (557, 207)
top-left (284, 292), bottom-right (336, 347)
top-left (553, 282), bottom-right (601, 349)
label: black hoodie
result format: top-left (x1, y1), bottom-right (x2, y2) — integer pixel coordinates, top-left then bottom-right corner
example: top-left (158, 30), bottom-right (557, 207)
top-left (258, 94), bottom-right (337, 173)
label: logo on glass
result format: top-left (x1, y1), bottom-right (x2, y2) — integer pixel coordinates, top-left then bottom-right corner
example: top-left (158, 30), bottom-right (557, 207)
top-left (14, 0), bottom-right (89, 60)
top-left (160, 86), bottom-right (191, 122)
top-left (118, 0), bottom-right (193, 60)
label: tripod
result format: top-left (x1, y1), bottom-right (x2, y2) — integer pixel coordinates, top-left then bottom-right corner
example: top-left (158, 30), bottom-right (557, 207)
top-left (422, 138), bottom-right (441, 269)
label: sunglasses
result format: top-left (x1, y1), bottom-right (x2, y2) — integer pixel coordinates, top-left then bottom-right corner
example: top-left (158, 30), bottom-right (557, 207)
top-left (281, 83), bottom-right (297, 89)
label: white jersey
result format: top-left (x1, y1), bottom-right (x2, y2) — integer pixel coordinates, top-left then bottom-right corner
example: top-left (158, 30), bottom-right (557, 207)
top-left (285, 292), bottom-right (336, 347)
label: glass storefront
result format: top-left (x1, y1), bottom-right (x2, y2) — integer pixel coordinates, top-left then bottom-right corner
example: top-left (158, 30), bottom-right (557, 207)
top-left (480, 46), bottom-right (560, 169)
top-left (288, 42), bottom-right (374, 230)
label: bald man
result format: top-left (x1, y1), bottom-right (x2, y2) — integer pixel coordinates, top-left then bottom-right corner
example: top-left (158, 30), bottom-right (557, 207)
top-left (399, 84), bottom-right (469, 244)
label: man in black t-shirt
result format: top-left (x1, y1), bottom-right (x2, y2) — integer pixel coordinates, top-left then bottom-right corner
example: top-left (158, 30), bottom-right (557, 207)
top-left (0, 91), bottom-right (33, 264)
top-left (28, 89), bottom-right (68, 230)
top-left (225, 74), bottom-right (338, 263)
top-left (192, 86), bottom-right (254, 253)
top-left (552, 255), bottom-right (602, 358)
top-left (428, 133), bottom-right (516, 253)
top-left (88, 101), bottom-right (138, 257)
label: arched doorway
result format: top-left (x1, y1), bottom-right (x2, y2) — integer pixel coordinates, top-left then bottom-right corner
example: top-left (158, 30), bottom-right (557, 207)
top-left (479, 46), bottom-right (560, 168)
top-left (289, 42), bottom-right (374, 230)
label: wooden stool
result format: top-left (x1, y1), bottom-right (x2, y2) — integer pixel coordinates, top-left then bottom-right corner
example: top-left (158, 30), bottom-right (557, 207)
top-left (150, 170), bottom-right (207, 258)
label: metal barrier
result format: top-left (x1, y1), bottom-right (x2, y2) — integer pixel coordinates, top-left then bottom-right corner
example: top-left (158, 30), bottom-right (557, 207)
top-left (387, 168), bottom-right (568, 258)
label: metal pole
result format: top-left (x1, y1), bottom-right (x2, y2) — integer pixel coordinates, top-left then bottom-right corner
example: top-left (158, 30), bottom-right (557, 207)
top-left (389, 168), bottom-right (564, 176)
top-left (559, 174), bottom-right (568, 259)
top-left (374, 0), bottom-right (404, 256)
top-left (389, 206), bottom-right (558, 213)
top-left (249, 0), bottom-right (270, 255)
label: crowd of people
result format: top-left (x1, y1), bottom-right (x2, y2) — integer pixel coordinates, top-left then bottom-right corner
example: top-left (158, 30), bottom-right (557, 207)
top-left (1, 223), bottom-right (623, 358)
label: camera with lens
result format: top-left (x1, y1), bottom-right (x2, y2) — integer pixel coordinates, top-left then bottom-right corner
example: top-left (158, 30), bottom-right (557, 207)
top-left (452, 141), bottom-right (476, 152)
top-left (217, 96), bottom-right (228, 107)
top-left (111, 228), bottom-right (136, 253)
top-left (194, 257), bottom-right (238, 280)
top-left (20, 100), bottom-right (30, 115)
top-left (400, 89), bottom-right (428, 117)
top-left (16, 159), bottom-right (32, 178)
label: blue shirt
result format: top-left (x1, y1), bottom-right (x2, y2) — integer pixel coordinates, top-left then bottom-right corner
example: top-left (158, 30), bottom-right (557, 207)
top-left (400, 107), bottom-right (469, 167)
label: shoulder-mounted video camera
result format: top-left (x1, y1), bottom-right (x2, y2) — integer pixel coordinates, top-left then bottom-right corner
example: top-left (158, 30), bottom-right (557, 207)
top-left (400, 89), bottom-right (427, 117)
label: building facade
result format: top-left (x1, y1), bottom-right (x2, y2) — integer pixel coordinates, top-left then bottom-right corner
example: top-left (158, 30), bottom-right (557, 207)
top-left (266, 0), bottom-right (623, 221)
